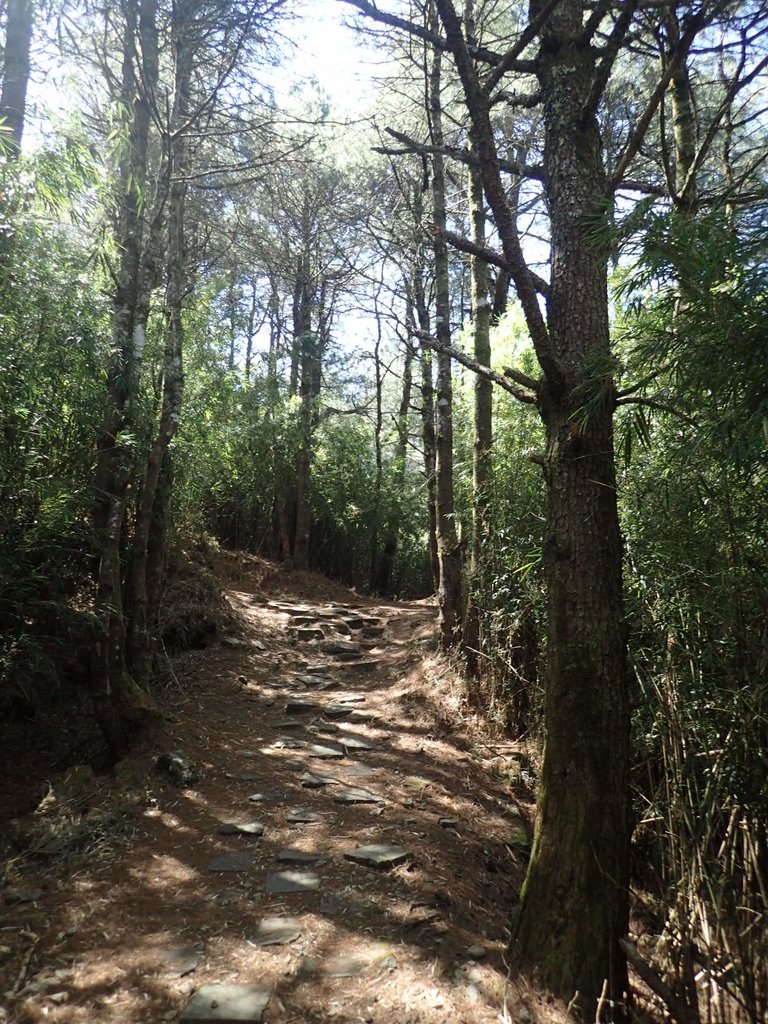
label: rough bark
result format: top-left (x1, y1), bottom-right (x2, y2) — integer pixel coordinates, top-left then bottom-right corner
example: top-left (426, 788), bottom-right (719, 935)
top-left (433, 0), bottom-right (631, 1013)
top-left (429, 43), bottom-right (463, 649)
top-left (92, 0), bottom-right (159, 755)
top-left (463, 158), bottom-right (492, 683)
top-left (0, 0), bottom-right (33, 156)
top-left (127, 0), bottom-right (190, 689)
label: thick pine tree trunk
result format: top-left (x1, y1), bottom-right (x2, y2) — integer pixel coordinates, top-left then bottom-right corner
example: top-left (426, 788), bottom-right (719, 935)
top-left (433, 0), bottom-right (630, 1013)
top-left (0, 0), bottom-right (34, 155)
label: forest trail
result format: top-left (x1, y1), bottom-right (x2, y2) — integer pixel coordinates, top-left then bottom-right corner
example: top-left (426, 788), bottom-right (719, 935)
top-left (1, 553), bottom-right (556, 1024)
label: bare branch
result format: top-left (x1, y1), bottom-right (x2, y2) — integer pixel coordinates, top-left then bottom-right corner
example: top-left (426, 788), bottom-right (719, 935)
top-left (381, 126), bottom-right (544, 180)
top-left (485, 0), bottom-right (563, 93)
top-left (616, 394), bottom-right (698, 427)
top-left (415, 331), bottom-right (538, 405)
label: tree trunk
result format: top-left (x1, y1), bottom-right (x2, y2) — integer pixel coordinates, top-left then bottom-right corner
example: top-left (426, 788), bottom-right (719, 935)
top-left (433, 0), bottom-right (630, 1012)
top-left (0, 0), bottom-right (34, 156)
top-left (92, 0), bottom-right (159, 755)
top-left (464, 159), bottom-right (492, 683)
top-left (429, 44), bottom-right (463, 648)
top-left (127, 5), bottom-right (190, 689)
top-left (413, 273), bottom-right (439, 594)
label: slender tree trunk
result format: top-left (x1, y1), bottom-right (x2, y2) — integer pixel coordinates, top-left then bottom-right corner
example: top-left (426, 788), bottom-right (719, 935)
top-left (127, 5), bottom-right (190, 689)
top-left (463, 158), bottom-right (492, 682)
top-left (292, 251), bottom-right (314, 571)
top-left (92, 0), bottom-right (159, 754)
top-left (412, 267), bottom-right (439, 593)
top-left (429, 44), bottom-right (463, 649)
top-left (370, 289), bottom-right (385, 590)
top-left (0, 0), bottom-right (33, 156)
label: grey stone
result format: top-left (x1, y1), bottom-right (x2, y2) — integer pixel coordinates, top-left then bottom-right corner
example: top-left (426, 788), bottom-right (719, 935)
top-left (344, 844), bottom-right (411, 869)
top-left (276, 849), bottom-right (325, 864)
top-left (333, 787), bottom-right (384, 805)
top-left (270, 736), bottom-right (306, 749)
top-left (323, 704), bottom-right (352, 721)
top-left (334, 651), bottom-right (364, 661)
top-left (311, 721), bottom-right (339, 734)
top-left (252, 916), bottom-right (302, 946)
top-left (216, 822), bottom-right (265, 837)
top-left (285, 606), bottom-right (311, 616)
top-left (324, 955), bottom-right (367, 978)
top-left (339, 734), bottom-right (374, 751)
top-left (221, 637), bottom-right (246, 647)
top-left (297, 674), bottom-right (330, 688)
top-left (332, 622), bottom-right (352, 635)
top-left (329, 606), bottom-right (350, 614)
top-left (275, 720), bottom-right (304, 730)
top-left (286, 807), bottom-right (321, 823)
top-left (319, 892), bottom-right (337, 915)
top-left (297, 627), bottom-right (324, 641)
top-left (300, 770), bottom-right (339, 788)
top-left (439, 817), bottom-right (459, 829)
top-left (291, 616), bottom-right (317, 626)
top-left (158, 946), bottom-right (202, 976)
top-left (285, 700), bottom-right (319, 714)
top-left (305, 742), bottom-right (345, 760)
top-left (208, 852), bottom-right (254, 873)
top-left (305, 663), bottom-right (331, 674)
top-left (180, 984), bottom-right (270, 1022)
top-left (361, 626), bottom-right (385, 639)
top-left (342, 764), bottom-right (375, 778)
top-left (247, 789), bottom-right (291, 804)
top-left (324, 640), bottom-right (361, 655)
top-left (297, 955), bottom-right (320, 977)
top-left (341, 616), bottom-right (364, 629)
top-left (264, 869), bottom-right (320, 894)
top-left (224, 772), bottom-right (262, 782)
top-left (466, 943), bottom-right (486, 959)
top-left (334, 693), bottom-right (367, 703)
top-left (156, 751), bottom-right (201, 787)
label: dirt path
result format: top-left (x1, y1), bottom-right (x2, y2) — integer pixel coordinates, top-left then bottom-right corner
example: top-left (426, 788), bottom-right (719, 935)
top-left (1, 555), bottom-right (560, 1024)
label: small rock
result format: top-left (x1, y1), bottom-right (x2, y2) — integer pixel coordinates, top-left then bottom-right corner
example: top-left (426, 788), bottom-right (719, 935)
top-left (156, 752), bottom-right (201, 787)
top-left (297, 628), bottom-right (324, 641)
top-left (158, 946), bottom-right (202, 977)
top-left (248, 789), bottom-right (291, 804)
top-left (344, 844), bottom-right (411, 870)
top-left (208, 853), bottom-right (254, 873)
top-left (466, 943), bottom-right (486, 959)
top-left (252, 916), bottom-right (302, 946)
top-left (439, 817), bottom-right (458, 829)
top-left (324, 640), bottom-right (361, 655)
top-left (286, 808), bottom-right (321, 823)
top-left (276, 849), bottom-right (325, 864)
top-left (180, 984), bottom-right (270, 1022)
top-left (333, 787), bottom-right (384, 805)
top-left (305, 742), bottom-right (345, 760)
top-left (264, 869), bottom-right (320, 894)
top-left (319, 892), bottom-right (337, 915)
top-left (300, 770), bottom-right (339, 788)
top-left (324, 955), bottom-right (367, 978)
top-left (216, 822), bottom-right (265, 837)
top-left (221, 637), bottom-right (246, 647)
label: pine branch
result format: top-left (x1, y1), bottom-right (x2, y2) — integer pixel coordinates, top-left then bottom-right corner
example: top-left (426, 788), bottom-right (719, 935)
top-left (415, 330), bottom-right (538, 405)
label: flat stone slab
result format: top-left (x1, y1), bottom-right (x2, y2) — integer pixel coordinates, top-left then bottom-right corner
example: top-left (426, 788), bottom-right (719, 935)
top-left (297, 674), bottom-right (332, 688)
top-left (265, 869), bottom-right (320, 894)
top-left (439, 817), bottom-right (459, 830)
top-left (342, 764), bottom-right (376, 778)
top-left (312, 721), bottom-right (339, 734)
top-left (344, 844), bottom-right (411, 869)
top-left (285, 700), bottom-right (319, 715)
top-left (305, 663), bottom-right (331, 674)
top-left (208, 853), bottom-right (254, 873)
top-left (361, 626), bottom-right (385, 638)
top-left (339, 734), bottom-right (375, 751)
top-left (157, 946), bottom-right (202, 976)
top-left (324, 955), bottom-right (368, 978)
top-left (323, 704), bottom-right (352, 721)
top-left (341, 616), bottom-right (364, 629)
top-left (224, 772), bottom-right (262, 782)
top-left (305, 742), bottom-right (345, 760)
top-left (217, 822), bottom-right (265, 837)
top-left (324, 640), bottom-right (361, 655)
top-left (248, 789), bottom-right (291, 804)
top-left (300, 770), bottom-right (339, 788)
top-left (252, 916), bottom-right (302, 946)
top-left (181, 984), bottom-right (270, 1022)
top-left (291, 616), bottom-right (317, 626)
top-left (333, 787), bottom-right (384, 805)
top-left (286, 807), bottom-right (322, 823)
top-left (276, 849), bottom-right (325, 864)
top-left (297, 628), bottom-right (324, 641)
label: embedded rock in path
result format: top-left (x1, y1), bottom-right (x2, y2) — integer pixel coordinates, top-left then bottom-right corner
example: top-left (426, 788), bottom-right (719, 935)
top-left (361, 626), bottom-right (386, 639)
top-left (438, 817), bottom-right (458, 830)
top-left (333, 786), bottom-right (384, 805)
top-left (286, 807), bottom-right (322, 823)
top-left (252, 916), bottom-right (302, 946)
top-left (344, 844), bottom-right (411, 870)
top-left (297, 627), bottom-right (324, 641)
top-left (297, 674), bottom-right (332, 688)
top-left (276, 849), bottom-right (325, 864)
top-left (284, 606), bottom-right (311, 616)
top-left (156, 751), bottom-right (201, 788)
top-left (208, 852), bottom-right (254, 873)
top-left (291, 616), bottom-right (317, 626)
top-left (157, 946), bottom-right (202, 977)
top-left (180, 984), bottom-right (270, 1022)
top-left (248, 789), bottom-right (291, 804)
top-left (216, 821), bottom-right (265, 837)
top-left (285, 700), bottom-right (319, 715)
top-left (324, 955), bottom-right (368, 978)
top-left (311, 721), bottom-right (339, 734)
top-left (332, 622), bottom-right (352, 636)
top-left (322, 704), bottom-right (352, 721)
top-left (324, 640), bottom-right (361, 656)
top-left (300, 770), bottom-right (339, 788)
top-left (265, 869), bottom-right (321, 894)
top-left (305, 663), bottom-right (331, 674)
top-left (339, 734), bottom-right (375, 752)
top-left (305, 742), bottom-right (345, 760)
top-left (341, 616), bottom-right (364, 629)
